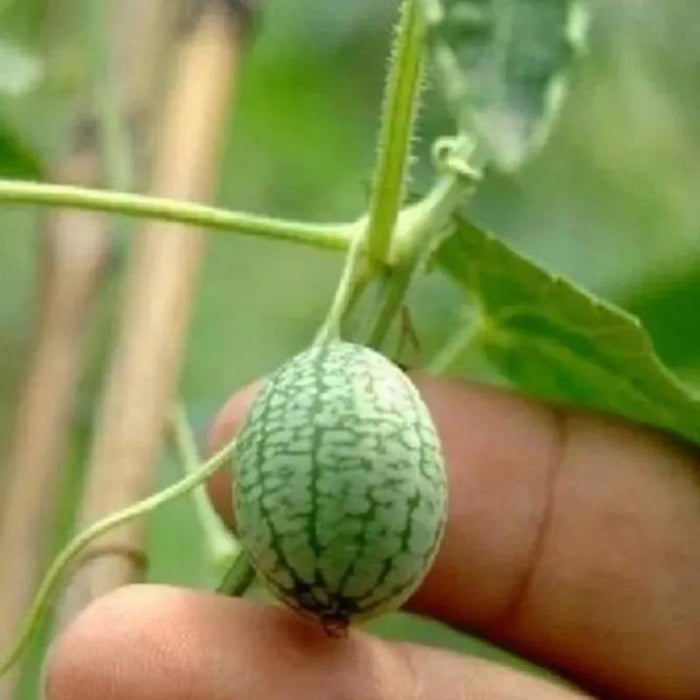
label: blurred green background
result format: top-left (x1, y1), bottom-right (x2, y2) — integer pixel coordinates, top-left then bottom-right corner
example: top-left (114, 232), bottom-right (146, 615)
top-left (1, 0), bottom-right (699, 695)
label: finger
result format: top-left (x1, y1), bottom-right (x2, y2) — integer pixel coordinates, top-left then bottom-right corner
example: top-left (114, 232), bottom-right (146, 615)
top-left (46, 585), bottom-right (589, 700)
top-left (206, 379), bottom-right (261, 525)
top-left (207, 376), bottom-right (700, 699)
top-left (412, 377), bottom-right (700, 700)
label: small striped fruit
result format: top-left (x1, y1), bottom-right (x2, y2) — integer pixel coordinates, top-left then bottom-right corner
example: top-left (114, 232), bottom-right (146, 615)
top-left (232, 341), bottom-right (447, 631)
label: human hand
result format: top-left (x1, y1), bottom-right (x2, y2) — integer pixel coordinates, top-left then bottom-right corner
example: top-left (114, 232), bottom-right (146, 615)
top-left (46, 376), bottom-right (700, 699)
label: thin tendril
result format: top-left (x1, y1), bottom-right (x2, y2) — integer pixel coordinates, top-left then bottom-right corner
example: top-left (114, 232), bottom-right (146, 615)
top-left (0, 438), bottom-right (238, 678)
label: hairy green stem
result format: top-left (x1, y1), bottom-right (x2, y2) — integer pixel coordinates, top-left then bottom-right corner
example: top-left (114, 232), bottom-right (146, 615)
top-left (170, 405), bottom-right (237, 573)
top-left (315, 0), bottom-right (428, 344)
top-left (0, 438), bottom-right (238, 678)
top-left (0, 180), bottom-right (354, 251)
top-left (367, 172), bottom-right (471, 348)
top-left (366, 0), bottom-right (426, 266)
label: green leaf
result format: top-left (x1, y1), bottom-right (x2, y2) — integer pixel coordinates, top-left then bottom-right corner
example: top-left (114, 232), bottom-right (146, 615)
top-left (434, 216), bottom-right (700, 447)
top-left (420, 0), bottom-right (592, 170)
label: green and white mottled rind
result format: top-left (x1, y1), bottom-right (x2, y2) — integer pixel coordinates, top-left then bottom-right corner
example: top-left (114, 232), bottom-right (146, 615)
top-left (233, 342), bottom-right (447, 628)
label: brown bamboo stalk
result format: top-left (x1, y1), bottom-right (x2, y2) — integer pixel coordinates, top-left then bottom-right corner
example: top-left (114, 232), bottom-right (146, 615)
top-left (0, 153), bottom-right (110, 697)
top-left (0, 3), bottom-right (178, 696)
top-left (57, 0), bottom-right (248, 624)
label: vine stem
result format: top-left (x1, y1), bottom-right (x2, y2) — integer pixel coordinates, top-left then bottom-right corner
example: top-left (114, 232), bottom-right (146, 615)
top-left (217, 551), bottom-right (256, 597)
top-left (367, 171), bottom-right (473, 348)
top-left (169, 405), bottom-right (237, 573)
top-left (315, 0), bottom-right (427, 343)
top-left (366, 0), bottom-right (426, 266)
top-left (169, 406), bottom-right (255, 598)
top-left (0, 180), bottom-right (354, 251)
top-left (0, 437), bottom-right (238, 678)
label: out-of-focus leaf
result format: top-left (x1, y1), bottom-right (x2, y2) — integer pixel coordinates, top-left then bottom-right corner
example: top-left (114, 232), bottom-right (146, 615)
top-left (420, 0), bottom-right (592, 170)
top-left (0, 123), bottom-right (42, 178)
top-left (0, 39), bottom-right (42, 96)
top-left (435, 216), bottom-right (700, 447)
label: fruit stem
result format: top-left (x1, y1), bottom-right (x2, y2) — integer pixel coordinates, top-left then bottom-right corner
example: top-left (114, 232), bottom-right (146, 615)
top-left (366, 0), bottom-right (426, 267)
top-left (315, 229), bottom-right (367, 344)
top-left (0, 437), bottom-right (238, 678)
top-left (0, 179), bottom-right (355, 252)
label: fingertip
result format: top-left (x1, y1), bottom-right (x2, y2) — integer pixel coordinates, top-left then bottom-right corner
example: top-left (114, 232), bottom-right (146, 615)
top-left (206, 380), bottom-right (263, 526)
top-left (206, 380), bottom-right (263, 456)
top-left (45, 585), bottom-right (168, 700)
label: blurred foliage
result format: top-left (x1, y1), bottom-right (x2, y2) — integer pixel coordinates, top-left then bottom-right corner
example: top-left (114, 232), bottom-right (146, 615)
top-left (0, 125), bottom-right (42, 179)
top-left (473, 1), bottom-right (700, 301)
top-left (1, 0), bottom-right (699, 695)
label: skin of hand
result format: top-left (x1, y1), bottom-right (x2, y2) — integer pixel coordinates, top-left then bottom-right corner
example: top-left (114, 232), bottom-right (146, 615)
top-left (44, 376), bottom-right (700, 700)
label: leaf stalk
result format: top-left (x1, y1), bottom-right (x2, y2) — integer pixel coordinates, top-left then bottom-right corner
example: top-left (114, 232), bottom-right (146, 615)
top-left (0, 179), bottom-right (354, 251)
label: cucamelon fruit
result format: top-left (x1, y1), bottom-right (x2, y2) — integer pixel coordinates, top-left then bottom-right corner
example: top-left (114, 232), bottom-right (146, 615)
top-left (233, 341), bottom-right (447, 631)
